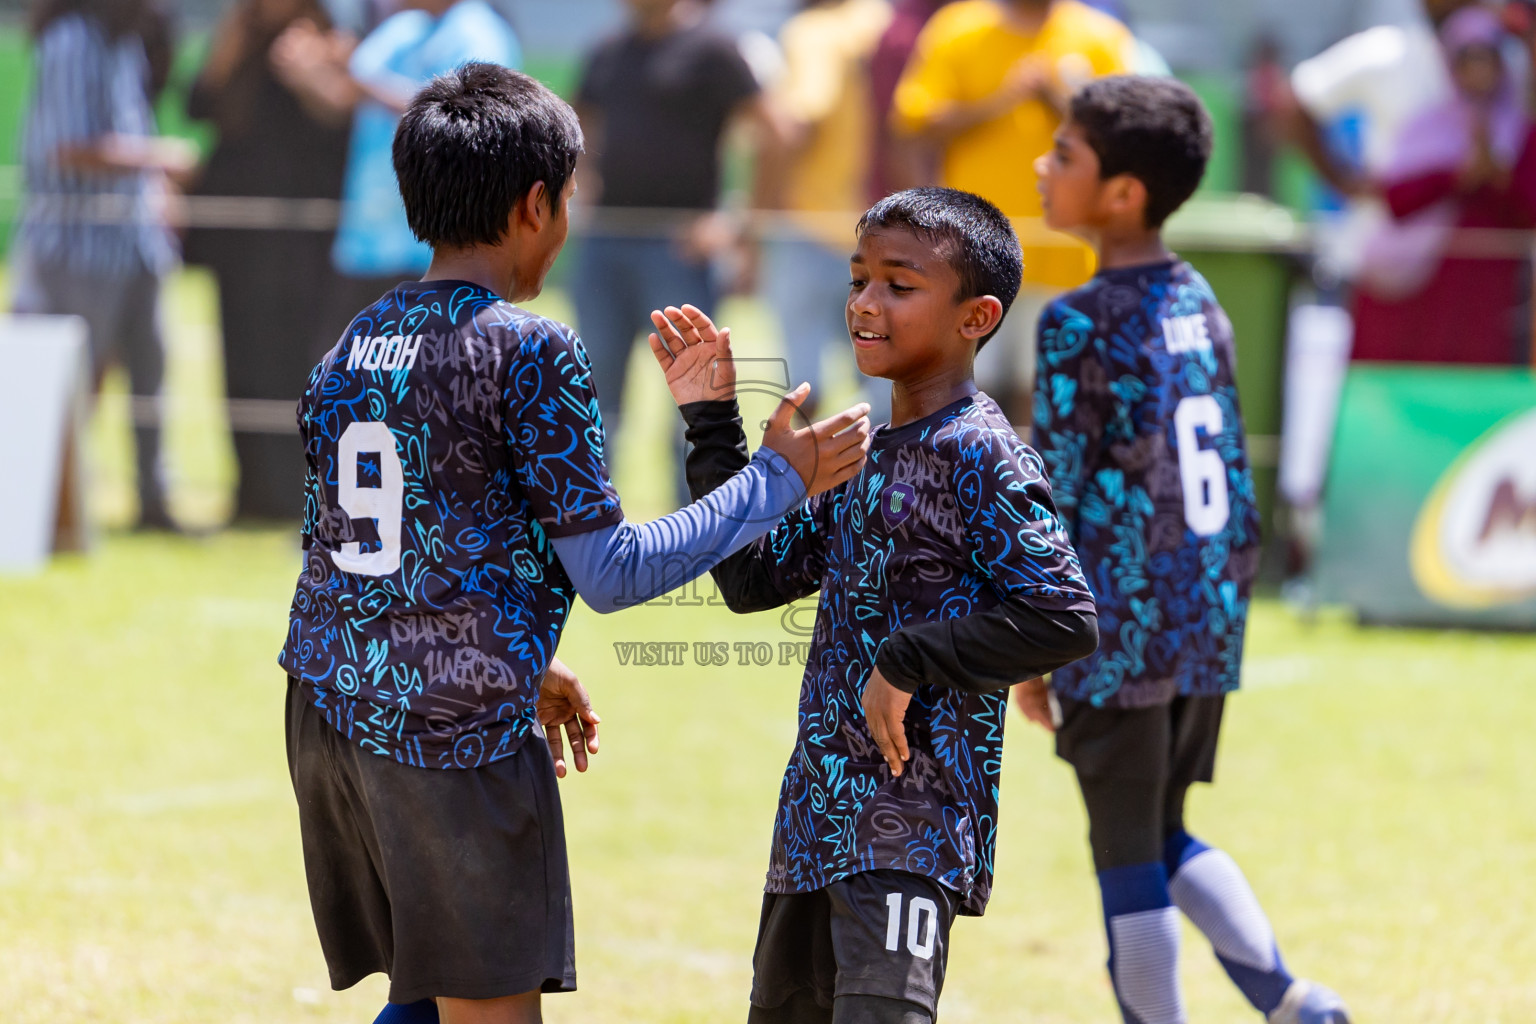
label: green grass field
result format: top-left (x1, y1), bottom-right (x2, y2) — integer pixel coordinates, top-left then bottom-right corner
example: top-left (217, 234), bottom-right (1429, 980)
top-left (3, 271), bottom-right (1536, 1022)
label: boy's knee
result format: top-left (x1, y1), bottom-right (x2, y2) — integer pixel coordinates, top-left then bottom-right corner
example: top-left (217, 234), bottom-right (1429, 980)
top-left (1162, 827), bottom-right (1211, 878)
top-left (831, 994), bottom-right (932, 1024)
top-left (435, 991), bottom-right (541, 1024)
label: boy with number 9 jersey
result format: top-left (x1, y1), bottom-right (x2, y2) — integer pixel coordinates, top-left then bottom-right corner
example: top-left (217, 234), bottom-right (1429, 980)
top-left (1020, 76), bottom-right (1350, 1024)
top-left (280, 63), bottom-right (873, 1024)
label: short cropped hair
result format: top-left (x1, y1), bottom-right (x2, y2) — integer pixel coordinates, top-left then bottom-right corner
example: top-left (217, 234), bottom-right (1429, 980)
top-left (1070, 75), bottom-right (1213, 228)
top-left (856, 187), bottom-right (1023, 346)
top-left (393, 62), bottom-right (584, 250)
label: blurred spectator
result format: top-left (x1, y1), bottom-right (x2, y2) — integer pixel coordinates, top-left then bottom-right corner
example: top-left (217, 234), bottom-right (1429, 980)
top-left (136, 0), bottom-right (175, 103)
top-left (9, 0), bottom-right (198, 531)
top-left (762, 0), bottom-right (892, 420)
top-left (185, 0), bottom-right (351, 522)
top-left (891, 0), bottom-right (1132, 421)
top-left (319, 0), bottom-right (391, 36)
top-left (271, 0), bottom-right (521, 342)
top-left (868, 0), bottom-right (951, 199)
top-left (1242, 35), bottom-right (1286, 198)
top-left (574, 0), bottom-right (783, 450)
top-left (1356, 5), bottom-right (1536, 364)
top-left (1286, 0), bottom-right (1478, 285)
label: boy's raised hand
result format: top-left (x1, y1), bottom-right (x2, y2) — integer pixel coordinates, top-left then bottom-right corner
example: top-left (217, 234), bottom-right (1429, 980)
top-left (762, 385), bottom-right (872, 497)
top-left (648, 304), bottom-right (737, 406)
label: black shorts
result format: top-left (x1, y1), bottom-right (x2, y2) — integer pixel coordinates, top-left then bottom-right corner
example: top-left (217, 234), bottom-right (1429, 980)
top-left (748, 870), bottom-right (958, 1023)
top-left (285, 679), bottom-right (576, 1003)
top-left (1054, 695), bottom-right (1225, 872)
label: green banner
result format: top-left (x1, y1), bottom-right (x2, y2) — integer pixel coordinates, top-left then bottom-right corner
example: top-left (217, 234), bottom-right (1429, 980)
top-left (1316, 365), bottom-right (1536, 628)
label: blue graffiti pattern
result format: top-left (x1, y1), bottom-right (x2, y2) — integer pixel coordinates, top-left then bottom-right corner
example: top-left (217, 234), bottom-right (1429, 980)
top-left (757, 394), bottom-right (1092, 915)
top-left (1031, 261), bottom-right (1261, 709)
top-left (279, 281), bottom-right (623, 768)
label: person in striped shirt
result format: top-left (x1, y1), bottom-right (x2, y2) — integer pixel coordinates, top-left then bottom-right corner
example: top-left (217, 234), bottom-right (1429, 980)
top-left (10, 0), bottom-right (197, 530)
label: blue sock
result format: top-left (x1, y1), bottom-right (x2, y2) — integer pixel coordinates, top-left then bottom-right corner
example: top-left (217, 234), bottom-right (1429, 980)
top-left (1098, 862), bottom-right (1185, 1024)
top-left (1165, 829), bottom-right (1294, 1015)
top-left (373, 1000), bottom-right (439, 1024)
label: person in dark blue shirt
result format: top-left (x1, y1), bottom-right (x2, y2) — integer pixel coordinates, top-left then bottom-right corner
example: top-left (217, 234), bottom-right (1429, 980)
top-left (650, 187), bottom-right (1099, 1024)
top-left (280, 63), bottom-right (874, 1024)
top-left (1023, 75), bottom-right (1350, 1024)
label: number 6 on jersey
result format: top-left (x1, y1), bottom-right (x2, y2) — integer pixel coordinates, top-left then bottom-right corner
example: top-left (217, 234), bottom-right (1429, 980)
top-left (334, 420), bottom-right (405, 576)
top-left (1174, 394), bottom-right (1231, 537)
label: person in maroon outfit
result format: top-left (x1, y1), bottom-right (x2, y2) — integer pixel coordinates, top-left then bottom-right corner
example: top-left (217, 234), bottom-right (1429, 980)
top-left (867, 0), bottom-right (950, 199)
top-left (1354, 5), bottom-right (1536, 365)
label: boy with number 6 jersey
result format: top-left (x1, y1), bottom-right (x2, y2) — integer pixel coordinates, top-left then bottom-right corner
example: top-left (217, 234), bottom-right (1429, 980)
top-left (1020, 75), bottom-right (1350, 1024)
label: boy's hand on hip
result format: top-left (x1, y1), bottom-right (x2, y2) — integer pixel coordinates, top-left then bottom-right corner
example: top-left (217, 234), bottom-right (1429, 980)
top-left (762, 386), bottom-right (872, 497)
top-left (538, 656), bottom-right (601, 778)
top-left (1013, 677), bottom-right (1056, 732)
top-left (862, 667), bottom-right (913, 777)
top-left (648, 303), bottom-right (737, 405)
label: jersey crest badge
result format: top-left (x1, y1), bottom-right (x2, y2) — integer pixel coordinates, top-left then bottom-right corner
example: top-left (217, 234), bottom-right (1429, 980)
top-left (883, 482), bottom-right (917, 529)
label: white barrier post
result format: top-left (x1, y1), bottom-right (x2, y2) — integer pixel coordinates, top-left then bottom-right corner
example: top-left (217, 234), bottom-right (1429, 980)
top-left (0, 314), bottom-right (92, 573)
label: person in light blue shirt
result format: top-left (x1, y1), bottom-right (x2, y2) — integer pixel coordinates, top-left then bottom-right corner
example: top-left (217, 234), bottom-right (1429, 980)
top-left (272, 0), bottom-right (520, 347)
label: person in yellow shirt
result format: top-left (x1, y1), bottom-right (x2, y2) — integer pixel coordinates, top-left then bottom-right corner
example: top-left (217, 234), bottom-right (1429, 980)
top-left (892, 0), bottom-right (1132, 419)
top-left (761, 0), bottom-right (894, 420)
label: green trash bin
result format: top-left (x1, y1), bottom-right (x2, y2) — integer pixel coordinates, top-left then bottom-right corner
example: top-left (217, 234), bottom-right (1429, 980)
top-left (1166, 193), bottom-right (1306, 580)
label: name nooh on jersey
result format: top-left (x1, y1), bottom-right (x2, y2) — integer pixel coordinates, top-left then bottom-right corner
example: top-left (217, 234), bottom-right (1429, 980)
top-left (280, 280), bottom-right (623, 769)
top-left (1032, 260), bottom-right (1262, 709)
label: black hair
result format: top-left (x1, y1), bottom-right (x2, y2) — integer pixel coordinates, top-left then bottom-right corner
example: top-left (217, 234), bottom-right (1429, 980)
top-left (855, 187), bottom-right (1022, 346)
top-left (1069, 75), bottom-right (1213, 228)
top-left (393, 62), bottom-right (584, 250)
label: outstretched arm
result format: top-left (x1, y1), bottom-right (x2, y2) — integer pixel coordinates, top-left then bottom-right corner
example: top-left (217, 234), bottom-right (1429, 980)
top-left (548, 442), bottom-right (805, 613)
top-left (649, 305), bottom-right (863, 612)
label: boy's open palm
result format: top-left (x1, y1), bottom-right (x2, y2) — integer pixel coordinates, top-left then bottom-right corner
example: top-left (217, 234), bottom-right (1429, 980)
top-left (648, 304), bottom-right (737, 405)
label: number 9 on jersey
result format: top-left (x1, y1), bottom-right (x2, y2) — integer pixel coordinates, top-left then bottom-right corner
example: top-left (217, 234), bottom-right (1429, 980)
top-left (333, 420), bottom-right (405, 576)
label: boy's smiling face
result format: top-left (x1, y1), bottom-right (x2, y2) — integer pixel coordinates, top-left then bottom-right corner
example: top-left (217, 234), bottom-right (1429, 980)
top-left (846, 227), bottom-right (999, 382)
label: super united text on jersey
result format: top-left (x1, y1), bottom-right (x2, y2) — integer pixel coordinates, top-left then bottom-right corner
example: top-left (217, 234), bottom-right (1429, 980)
top-left (723, 395), bottom-right (1093, 914)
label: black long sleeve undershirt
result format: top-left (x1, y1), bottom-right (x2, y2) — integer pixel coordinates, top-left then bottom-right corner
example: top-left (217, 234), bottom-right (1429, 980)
top-left (681, 399), bottom-right (804, 613)
top-left (680, 399), bottom-right (1099, 694)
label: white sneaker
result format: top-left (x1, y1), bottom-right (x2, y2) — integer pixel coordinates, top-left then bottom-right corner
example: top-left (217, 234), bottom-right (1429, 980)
top-left (1268, 980), bottom-right (1351, 1024)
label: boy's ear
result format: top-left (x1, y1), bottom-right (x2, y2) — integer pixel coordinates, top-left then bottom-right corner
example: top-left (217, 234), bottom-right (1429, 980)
top-left (522, 184), bottom-right (552, 233)
top-left (1104, 173), bottom-right (1149, 224)
top-left (516, 181), bottom-right (554, 231)
top-left (959, 295), bottom-right (1005, 343)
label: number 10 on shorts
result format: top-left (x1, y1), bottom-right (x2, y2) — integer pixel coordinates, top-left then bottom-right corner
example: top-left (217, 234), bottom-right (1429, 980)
top-left (884, 892), bottom-right (938, 959)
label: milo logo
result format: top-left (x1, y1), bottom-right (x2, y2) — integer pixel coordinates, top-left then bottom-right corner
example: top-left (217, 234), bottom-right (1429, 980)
top-left (1410, 407), bottom-right (1536, 608)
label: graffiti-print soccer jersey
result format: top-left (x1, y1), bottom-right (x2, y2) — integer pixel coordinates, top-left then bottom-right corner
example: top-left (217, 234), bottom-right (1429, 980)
top-left (759, 394), bottom-right (1092, 914)
top-left (1032, 260), bottom-right (1261, 709)
top-left (280, 280), bottom-right (622, 768)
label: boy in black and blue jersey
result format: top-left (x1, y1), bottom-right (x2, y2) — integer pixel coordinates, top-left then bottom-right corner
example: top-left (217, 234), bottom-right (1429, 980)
top-left (1020, 75), bottom-right (1351, 1024)
top-left (280, 63), bottom-right (873, 1024)
top-left (649, 187), bottom-right (1100, 1024)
